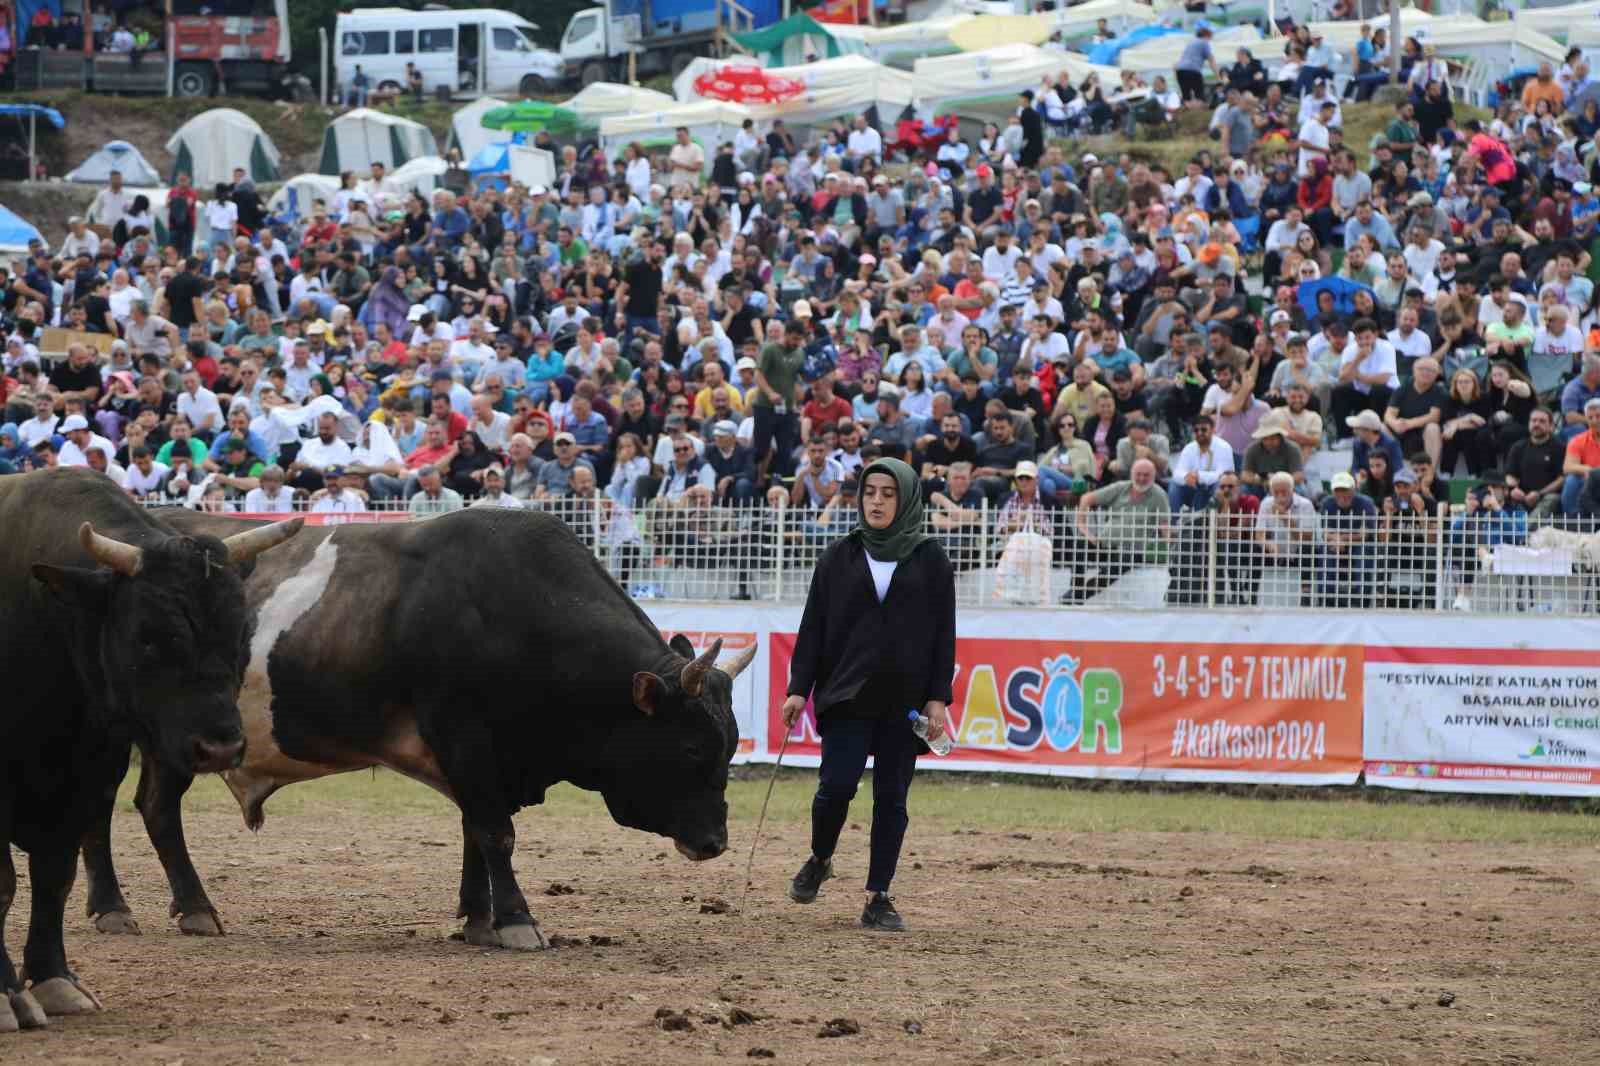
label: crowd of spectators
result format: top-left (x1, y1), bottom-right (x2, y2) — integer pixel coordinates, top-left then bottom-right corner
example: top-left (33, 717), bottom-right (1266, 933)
top-left (6, 28), bottom-right (1600, 608)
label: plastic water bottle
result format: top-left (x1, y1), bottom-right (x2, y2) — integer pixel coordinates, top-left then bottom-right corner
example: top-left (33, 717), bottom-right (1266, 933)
top-left (908, 709), bottom-right (954, 756)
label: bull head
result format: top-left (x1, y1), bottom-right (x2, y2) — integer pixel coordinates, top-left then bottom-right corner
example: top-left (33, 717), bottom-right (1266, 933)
top-left (78, 517), bottom-right (305, 577)
top-left (632, 637), bottom-right (758, 714)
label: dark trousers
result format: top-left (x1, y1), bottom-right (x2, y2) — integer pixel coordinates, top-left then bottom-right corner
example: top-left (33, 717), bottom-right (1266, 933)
top-left (1330, 383), bottom-right (1392, 438)
top-left (753, 403), bottom-right (798, 476)
top-left (811, 711), bottom-right (920, 894)
top-left (1175, 69), bottom-right (1206, 103)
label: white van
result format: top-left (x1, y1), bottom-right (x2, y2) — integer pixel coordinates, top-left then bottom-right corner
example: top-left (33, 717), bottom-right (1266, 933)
top-left (335, 7), bottom-right (564, 99)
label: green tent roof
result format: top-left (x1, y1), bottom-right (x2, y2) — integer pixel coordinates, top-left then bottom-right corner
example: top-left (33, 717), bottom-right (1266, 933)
top-left (732, 12), bottom-right (842, 64)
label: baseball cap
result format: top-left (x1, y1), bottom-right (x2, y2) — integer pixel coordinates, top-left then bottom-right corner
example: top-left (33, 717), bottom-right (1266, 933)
top-left (60, 414), bottom-right (89, 431)
top-left (430, 369), bottom-right (454, 383)
top-left (791, 299), bottom-right (813, 319)
top-left (553, 431), bottom-right (576, 445)
top-left (225, 435), bottom-right (249, 451)
top-left (1269, 309), bottom-right (1291, 325)
top-left (1394, 467), bottom-right (1417, 484)
top-left (713, 419), bottom-right (738, 437)
top-left (975, 164), bottom-right (994, 179)
top-left (872, 174), bottom-right (888, 186)
top-left (1344, 410), bottom-right (1383, 433)
top-left (736, 356), bottom-right (757, 371)
top-left (1015, 460), bottom-right (1039, 478)
top-left (325, 464), bottom-right (347, 478)
top-left (877, 382), bottom-right (901, 401)
top-left (1330, 471), bottom-right (1356, 490)
top-left (484, 463), bottom-right (505, 477)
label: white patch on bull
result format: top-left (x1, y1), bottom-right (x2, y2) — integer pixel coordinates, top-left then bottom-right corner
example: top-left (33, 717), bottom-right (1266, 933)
top-left (224, 537), bottom-right (345, 826)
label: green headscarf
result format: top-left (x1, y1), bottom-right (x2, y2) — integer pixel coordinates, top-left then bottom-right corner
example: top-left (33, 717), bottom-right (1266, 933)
top-left (850, 457), bottom-right (932, 563)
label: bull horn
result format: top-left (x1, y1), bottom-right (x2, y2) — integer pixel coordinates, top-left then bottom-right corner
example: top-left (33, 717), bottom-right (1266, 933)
top-left (680, 637), bottom-right (723, 698)
top-left (222, 517), bottom-right (305, 567)
top-left (717, 644), bottom-right (757, 680)
top-left (80, 522), bottom-right (144, 577)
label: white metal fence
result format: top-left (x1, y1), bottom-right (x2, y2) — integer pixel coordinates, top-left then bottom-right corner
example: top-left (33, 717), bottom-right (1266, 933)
top-left (142, 495), bottom-right (1600, 616)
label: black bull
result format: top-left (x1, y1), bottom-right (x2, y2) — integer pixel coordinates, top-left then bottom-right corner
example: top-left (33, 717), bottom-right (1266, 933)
top-left (1, 469), bottom-right (301, 1032)
top-left (81, 507), bottom-right (755, 950)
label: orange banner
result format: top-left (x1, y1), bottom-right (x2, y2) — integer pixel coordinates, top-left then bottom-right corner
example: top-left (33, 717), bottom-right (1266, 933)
top-left (768, 634), bottom-right (1365, 782)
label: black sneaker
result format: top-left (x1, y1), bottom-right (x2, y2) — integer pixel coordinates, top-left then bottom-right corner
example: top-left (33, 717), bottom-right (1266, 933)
top-left (787, 856), bottom-right (833, 904)
top-left (860, 892), bottom-right (906, 932)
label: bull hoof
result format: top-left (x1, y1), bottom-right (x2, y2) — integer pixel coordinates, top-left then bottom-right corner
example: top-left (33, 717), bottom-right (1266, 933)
top-left (8, 990), bottom-right (48, 1030)
top-left (177, 911), bottom-right (225, 937)
top-left (29, 978), bottom-right (101, 1017)
top-left (93, 910), bottom-right (142, 935)
top-left (497, 922), bottom-right (547, 952)
top-left (461, 917), bottom-right (501, 948)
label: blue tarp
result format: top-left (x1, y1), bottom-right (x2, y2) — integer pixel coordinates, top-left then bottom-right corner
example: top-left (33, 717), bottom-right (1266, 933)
top-left (0, 103), bottom-right (66, 130)
top-left (13, 0), bottom-right (62, 46)
top-left (466, 143), bottom-right (511, 176)
top-left (0, 205), bottom-right (44, 251)
top-left (1297, 276), bottom-right (1374, 321)
top-left (1086, 23), bottom-right (1185, 66)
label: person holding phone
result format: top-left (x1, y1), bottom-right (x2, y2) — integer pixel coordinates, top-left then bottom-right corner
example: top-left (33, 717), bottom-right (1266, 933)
top-left (781, 457), bottom-right (957, 932)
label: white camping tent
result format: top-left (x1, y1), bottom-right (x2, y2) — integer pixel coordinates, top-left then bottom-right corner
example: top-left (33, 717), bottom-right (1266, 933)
top-left (675, 55), bottom-right (916, 128)
top-left (563, 82), bottom-right (677, 122)
top-left (911, 43), bottom-right (1119, 117)
top-left (1117, 25), bottom-right (1260, 74)
top-left (266, 173), bottom-right (342, 222)
top-left (381, 155), bottom-right (449, 201)
top-left (317, 108), bottom-right (439, 176)
top-left (445, 96), bottom-right (509, 163)
top-left (598, 100), bottom-right (752, 167)
top-left (826, 15), bottom-right (974, 66)
top-left (65, 139), bottom-right (161, 185)
top-left (1048, 0), bottom-right (1158, 47)
top-left (165, 108), bottom-right (282, 188)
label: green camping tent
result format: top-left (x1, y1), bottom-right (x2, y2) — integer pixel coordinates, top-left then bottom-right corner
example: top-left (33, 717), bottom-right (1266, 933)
top-left (732, 13), bottom-right (844, 65)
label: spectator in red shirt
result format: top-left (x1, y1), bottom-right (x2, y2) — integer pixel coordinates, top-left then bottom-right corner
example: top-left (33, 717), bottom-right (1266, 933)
top-left (801, 371), bottom-right (852, 439)
top-left (427, 392), bottom-right (468, 441)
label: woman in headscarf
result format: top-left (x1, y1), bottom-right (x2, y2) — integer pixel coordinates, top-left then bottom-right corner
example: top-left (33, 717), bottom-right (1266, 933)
top-left (780, 457), bottom-right (956, 933)
top-left (366, 265), bottom-right (412, 339)
top-left (351, 418), bottom-right (407, 503)
top-left (0, 423), bottom-right (24, 472)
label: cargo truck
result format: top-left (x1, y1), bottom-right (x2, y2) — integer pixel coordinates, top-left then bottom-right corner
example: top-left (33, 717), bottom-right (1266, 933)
top-left (558, 0), bottom-right (781, 87)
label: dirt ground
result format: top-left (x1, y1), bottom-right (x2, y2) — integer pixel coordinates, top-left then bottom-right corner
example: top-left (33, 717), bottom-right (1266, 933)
top-left (5, 791), bottom-right (1599, 1066)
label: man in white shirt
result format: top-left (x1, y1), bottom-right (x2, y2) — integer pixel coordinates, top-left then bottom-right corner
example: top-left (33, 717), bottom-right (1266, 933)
top-left (1333, 317), bottom-right (1399, 432)
top-left (470, 464), bottom-right (524, 509)
top-left (310, 467), bottom-right (369, 513)
top-left (1169, 414), bottom-right (1235, 511)
top-left (19, 394), bottom-right (59, 448)
top-left (1386, 308), bottom-right (1433, 373)
top-left (468, 392), bottom-right (512, 452)
top-left (89, 171), bottom-right (130, 234)
top-left (242, 465), bottom-right (296, 512)
top-left (449, 318), bottom-right (497, 382)
top-left (176, 369), bottom-right (223, 439)
top-left (845, 115), bottom-right (883, 169)
top-left (283, 342), bottom-right (317, 402)
top-left (57, 414), bottom-right (117, 468)
top-left (122, 446), bottom-right (170, 497)
top-left (1171, 160), bottom-right (1213, 207)
top-left (667, 127), bottom-right (705, 187)
top-left (981, 230), bottom-right (1023, 283)
top-left (290, 412), bottom-right (354, 491)
top-left (1401, 223), bottom-right (1444, 279)
top-left (1295, 98), bottom-right (1335, 178)
top-left (60, 217), bottom-right (100, 260)
top-left (1028, 230), bottom-right (1065, 276)
top-left (1020, 314), bottom-right (1070, 370)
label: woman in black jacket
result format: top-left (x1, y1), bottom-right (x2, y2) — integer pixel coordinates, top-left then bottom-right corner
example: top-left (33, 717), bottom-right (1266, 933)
top-left (781, 457), bottom-right (956, 932)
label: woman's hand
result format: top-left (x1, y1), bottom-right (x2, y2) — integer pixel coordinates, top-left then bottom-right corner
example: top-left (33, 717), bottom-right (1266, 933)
top-left (923, 700), bottom-right (951, 742)
top-left (781, 695), bottom-right (808, 729)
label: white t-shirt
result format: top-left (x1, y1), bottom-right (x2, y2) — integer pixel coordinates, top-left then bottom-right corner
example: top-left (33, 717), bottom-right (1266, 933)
top-left (177, 387), bottom-right (224, 435)
top-left (19, 414), bottom-right (58, 448)
top-left (205, 199), bottom-right (239, 236)
top-left (123, 461), bottom-right (170, 495)
top-left (1338, 339), bottom-right (1400, 393)
top-left (1402, 239), bottom-right (1444, 279)
top-left (865, 553), bottom-right (897, 603)
top-left (311, 490), bottom-right (366, 514)
top-left (1296, 118), bottom-right (1330, 178)
top-left (847, 126), bottom-right (883, 160)
top-left (1386, 327), bottom-right (1433, 365)
top-left (243, 486), bottom-right (296, 512)
top-left (982, 244), bottom-right (1023, 282)
top-left (297, 435), bottom-right (354, 470)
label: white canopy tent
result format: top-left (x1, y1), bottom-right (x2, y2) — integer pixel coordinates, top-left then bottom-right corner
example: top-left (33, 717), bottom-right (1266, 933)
top-left (165, 108), bottom-right (282, 188)
top-left (1048, 0), bottom-right (1158, 47)
top-left (381, 155), bottom-right (449, 201)
top-left (911, 43), bottom-right (1120, 117)
top-left (562, 82), bottom-right (677, 122)
top-left (266, 173), bottom-right (342, 221)
top-left (1302, 9), bottom-right (1455, 51)
top-left (1514, 2), bottom-right (1600, 44)
top-left (598, 100), bottom-right (752, 168)
top-left (445, 96), bottom-right (509, 163)
top-left (675, 55), bottom-right (916, 127)
top-left (317, 108), bottom-right (439, 175)
top-left (1116, 24), bottom-right (1261, 74)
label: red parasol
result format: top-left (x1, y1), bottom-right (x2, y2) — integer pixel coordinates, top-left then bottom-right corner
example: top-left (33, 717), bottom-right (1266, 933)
top-left (692, 65), bottom-right (806, 105)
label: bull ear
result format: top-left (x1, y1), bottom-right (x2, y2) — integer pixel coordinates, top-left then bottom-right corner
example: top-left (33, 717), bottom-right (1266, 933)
top-left (632, 672), bottom-right (667, 716)
top-left (668, 634), bottom-right (696, 659)
top-left (32, 564), bottom-right (113, 611)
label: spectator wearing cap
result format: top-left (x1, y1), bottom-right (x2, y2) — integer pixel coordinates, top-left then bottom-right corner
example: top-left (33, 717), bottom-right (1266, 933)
top-left (211, 435), bottom-right (265, 498)
top-left (310, 465), bottom-right (368, 513)
top-left (703, 420), bottom-right (757, 505)
top-left (865, 383), bottom-right (916, 461)
top-left (56, 413), bottom-right (116, 469)
top-left (995, 459), bottom-right (1055, 538)
top-left (470, 464), bottom-right (524, 509)
top-left (1316, 470), bottom-right (1377, 608)
top-left (1241, 417), bottom-right (1305, 496)
top-left (535, 430), bottom-right (595, 500)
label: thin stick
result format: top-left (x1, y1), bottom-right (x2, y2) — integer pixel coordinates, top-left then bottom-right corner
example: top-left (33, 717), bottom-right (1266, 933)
top-left (740, 727), bottom-right (791, 916)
